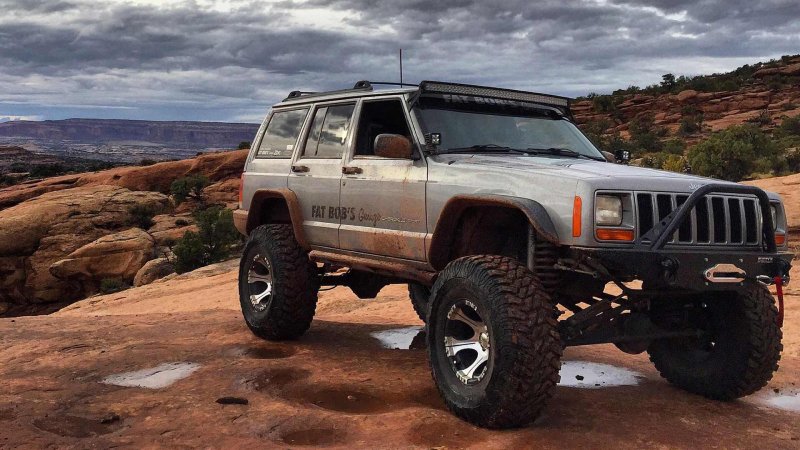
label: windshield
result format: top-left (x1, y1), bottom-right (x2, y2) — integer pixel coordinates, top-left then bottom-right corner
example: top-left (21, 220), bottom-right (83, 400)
top-left (415, 98), bottom-right (604, 159)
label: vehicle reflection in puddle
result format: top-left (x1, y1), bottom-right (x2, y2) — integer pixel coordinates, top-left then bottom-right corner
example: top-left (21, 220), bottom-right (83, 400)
top-left (101, 362), bottom-right (201, 389)
top-left (370, 326), bottom-right (426, 349)
top-left (558, 361), bottom-right (644, 388)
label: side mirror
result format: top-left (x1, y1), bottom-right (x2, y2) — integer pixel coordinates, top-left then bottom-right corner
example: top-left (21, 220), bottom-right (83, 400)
top-left (374, 134), bottom-right (413, 159)
top-left (602, 151), bottom-right (615, 163)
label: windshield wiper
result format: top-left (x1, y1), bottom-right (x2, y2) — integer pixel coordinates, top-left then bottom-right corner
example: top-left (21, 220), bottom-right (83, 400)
top-left (441, 144), bottom-right (518, 154)
top-left (522, 147), bottom-right (605, 161)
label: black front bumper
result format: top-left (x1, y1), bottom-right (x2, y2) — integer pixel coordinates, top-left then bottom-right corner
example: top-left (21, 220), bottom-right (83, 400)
top-left (574, 247), bottom-right (793, 291)
top-left (575, 183), bottom-right (793, 292)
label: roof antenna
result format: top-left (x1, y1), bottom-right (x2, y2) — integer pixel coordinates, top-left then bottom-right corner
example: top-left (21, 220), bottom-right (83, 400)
top-left (399, 48), bottom-right (403, 85)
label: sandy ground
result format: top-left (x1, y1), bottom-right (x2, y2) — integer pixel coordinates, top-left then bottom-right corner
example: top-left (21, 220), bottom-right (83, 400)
top-left (2, 261), bottom-right (800, 448)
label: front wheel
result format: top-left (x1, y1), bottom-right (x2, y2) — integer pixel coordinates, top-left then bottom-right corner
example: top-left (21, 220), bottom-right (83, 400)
top-left (427, 255), bottom-right (562, 429)
top-left (238, 224), bottom-right (319, 340)
top-left (648, 284), bottom-right (782, 400)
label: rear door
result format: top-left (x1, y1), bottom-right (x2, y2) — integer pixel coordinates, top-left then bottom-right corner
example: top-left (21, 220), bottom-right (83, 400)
top-left (338, 96), bottom-right (428, 260)
top-left (287, 101), bottom-right (356, 249)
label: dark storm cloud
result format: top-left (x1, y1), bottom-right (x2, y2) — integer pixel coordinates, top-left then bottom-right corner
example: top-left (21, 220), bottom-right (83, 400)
top-left (0, 0), bottom-right (798, 122)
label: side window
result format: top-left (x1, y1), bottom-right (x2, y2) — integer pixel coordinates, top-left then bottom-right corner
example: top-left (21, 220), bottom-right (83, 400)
top-left (354, 99), bottom-right (412, 156)
top-left (256, 108), bottom-right (309, 158)
top-left (301, 104), bottom-right (355, 159)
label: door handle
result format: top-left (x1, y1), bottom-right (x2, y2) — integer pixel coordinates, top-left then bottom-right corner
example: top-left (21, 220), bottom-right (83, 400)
top-left (291, 165), bottom-right (310, 173)
top-left (342, 166), bottom-right (362, 175)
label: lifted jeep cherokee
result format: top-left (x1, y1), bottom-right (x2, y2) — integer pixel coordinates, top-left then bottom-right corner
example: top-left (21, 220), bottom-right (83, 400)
top-left (234, 80), bottom-right (793, 429)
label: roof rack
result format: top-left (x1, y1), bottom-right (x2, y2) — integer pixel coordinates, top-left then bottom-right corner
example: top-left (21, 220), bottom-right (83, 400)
top-left (282, 80), bottom-right (418, 102)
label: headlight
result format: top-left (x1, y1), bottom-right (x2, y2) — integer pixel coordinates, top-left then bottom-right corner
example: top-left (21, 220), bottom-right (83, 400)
top-left (595, 195), bottom-right (623, 226)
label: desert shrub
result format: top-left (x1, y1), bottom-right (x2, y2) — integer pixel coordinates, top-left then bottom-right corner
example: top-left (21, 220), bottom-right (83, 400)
top-left (662, 154), bottom-right (688, 173)
top-left (663, 138), bottom-right (686, 155)
top-left (775, 116), bottom-right (800, 138)
top-left (687, 124), bottom-right (778, 181)
top-left (29, 163), bottom-right (66, 178)
top-left (139, 159), bottom-right (157, 166)
top-left (170, 174), bottom-right (210, 204)
top-left (746, 109), bottom-right (772, 126)
top-left (128, 204), bottom-right (161, 229)
top-left (99, 278), bottom-right (128, 294)
top-left (175, 218), bottom-right (190, 226)
top-left (174, 206), bottom-right (240, 273)
top-left (0, 173), bottom-right (12, 186)
top-left (8, 162), bottom-right (27, 173)
top-left (641, 152), bottom-right (669, 169)
top-left (237, 141), bottom-right (251, 150)
top-left (781, 102), bottom-right (797, 111)
top-left (628, 115), bottom-right (663, 153)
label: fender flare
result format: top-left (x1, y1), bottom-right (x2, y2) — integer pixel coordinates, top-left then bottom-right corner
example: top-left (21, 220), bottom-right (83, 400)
top-left (428, 194), bottom-right (559, 270)
top-left (246, 188), bottom-right (309, 249)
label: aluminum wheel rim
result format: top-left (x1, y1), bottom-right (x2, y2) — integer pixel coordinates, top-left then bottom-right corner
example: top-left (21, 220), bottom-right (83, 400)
top-left (443, 299), bottom-right (490, 385)
top-left (247, 253), bottom-right (273, 312)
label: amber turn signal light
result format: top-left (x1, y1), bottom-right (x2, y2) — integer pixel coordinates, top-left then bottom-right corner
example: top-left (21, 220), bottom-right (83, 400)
top-left (775, 233), bottom-right (786, 246)
top-left (596, 228), bottom-right (635, 241)
top-left (572, 196), bottom-right (582, 238)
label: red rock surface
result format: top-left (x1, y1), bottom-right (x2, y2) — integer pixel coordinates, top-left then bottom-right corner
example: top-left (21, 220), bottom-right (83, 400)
top-left (1, 261), bottom-right (799, 447)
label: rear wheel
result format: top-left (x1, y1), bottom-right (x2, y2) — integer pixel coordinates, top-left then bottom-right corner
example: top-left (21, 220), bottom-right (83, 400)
top-left (427, 255), bottom-right (562, 429)
top-left (238, 224), bottom-right (319, 340)
top-left (408, 282), bottom-right (430, 322)
top-left (648, 284), bottom-right (782, 400)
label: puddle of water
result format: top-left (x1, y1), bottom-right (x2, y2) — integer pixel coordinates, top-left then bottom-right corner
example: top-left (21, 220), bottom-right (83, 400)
top-left (33, 414), bottom-right (120, 438)
top-left (750, 389), bottom-right (800, 412)
top-left (102, 362), bottom-right (200, 389)
top-left (370, 326), bottom-right (424, 349)
top-left (280, 427), bottom-right (347, 446)
top-left (289, 387), bottom-right (391, 414)
top-left (226, 345), bottom-right (295, 359)
top-left (558, 361), bottom-right (644, 389)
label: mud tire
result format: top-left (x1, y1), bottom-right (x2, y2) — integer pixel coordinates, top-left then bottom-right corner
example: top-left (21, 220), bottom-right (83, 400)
top-left (427, 255), bottom-right (562, 429)
top-left (238, 224), bottom-right (319, 340)
top-left (408, 282), bottom-right (430, 322)
top-left (648, 284), bottom-right (782, 400)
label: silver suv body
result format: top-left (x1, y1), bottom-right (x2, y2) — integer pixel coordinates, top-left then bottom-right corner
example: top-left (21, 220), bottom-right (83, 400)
top-left (235, 80), bottom-right (792, 429)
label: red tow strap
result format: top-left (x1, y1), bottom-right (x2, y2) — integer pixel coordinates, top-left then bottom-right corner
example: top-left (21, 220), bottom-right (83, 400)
top-left (775, 276), bottom-right (785, 327)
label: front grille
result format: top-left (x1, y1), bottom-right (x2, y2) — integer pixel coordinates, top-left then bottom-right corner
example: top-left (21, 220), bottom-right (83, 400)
top-left (635, 192), bottom-right (761, 246)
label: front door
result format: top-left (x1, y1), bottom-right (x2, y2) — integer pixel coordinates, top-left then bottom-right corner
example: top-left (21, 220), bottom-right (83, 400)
top-left (288, 101), bottom-right (356, 249)
top-left (338, 97), bottom-right (428, 261)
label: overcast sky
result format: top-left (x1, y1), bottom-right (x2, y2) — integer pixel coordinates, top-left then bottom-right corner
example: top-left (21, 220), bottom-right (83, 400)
top-left (1, 0), bottom-right (798, 123)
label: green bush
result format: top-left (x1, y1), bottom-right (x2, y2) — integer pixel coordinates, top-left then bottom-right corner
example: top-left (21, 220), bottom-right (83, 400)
top-left (139, 159), bottom-right (157, 166)
top-left (662, 154), bottom-right (687, 173)
top-left (170, 174), bottom-right (210, 204)
top-left (128, 204), bottom-right (161, 229)
top-left (99, 278), bottom-right (128, 294)
top-left (663, 138), bottom-right (686, 155)
top-left (781, 102), bottom-right (797, 111)
top-left (687, 124), bottom-right (778, 181)
top-left (173, 206), bottom-right (241, 273)
top-left (237, 141), bottom-right (251, 150)
top-left (628, 115), bottom-right (663, 153)
top-left (29, 163), bottom-right (66, 178)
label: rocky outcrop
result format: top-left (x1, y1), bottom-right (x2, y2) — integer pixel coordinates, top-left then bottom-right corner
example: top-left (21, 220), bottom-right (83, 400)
top-left (0, 149), bottom-right (246, 210)
top-left (50, 228), bottom-right (155, 283)
top-left (0, 186), bottom-right (169, 308)
top-left (133, 258), bottom-right (175, 287)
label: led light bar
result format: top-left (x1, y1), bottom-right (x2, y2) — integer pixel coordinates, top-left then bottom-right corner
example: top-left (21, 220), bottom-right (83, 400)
top-left (419, 80), bottom-right (571, 114)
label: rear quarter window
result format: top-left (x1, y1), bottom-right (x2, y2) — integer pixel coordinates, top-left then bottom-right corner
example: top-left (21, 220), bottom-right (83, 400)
top-left (256, 108), bottom-right (309, 158)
